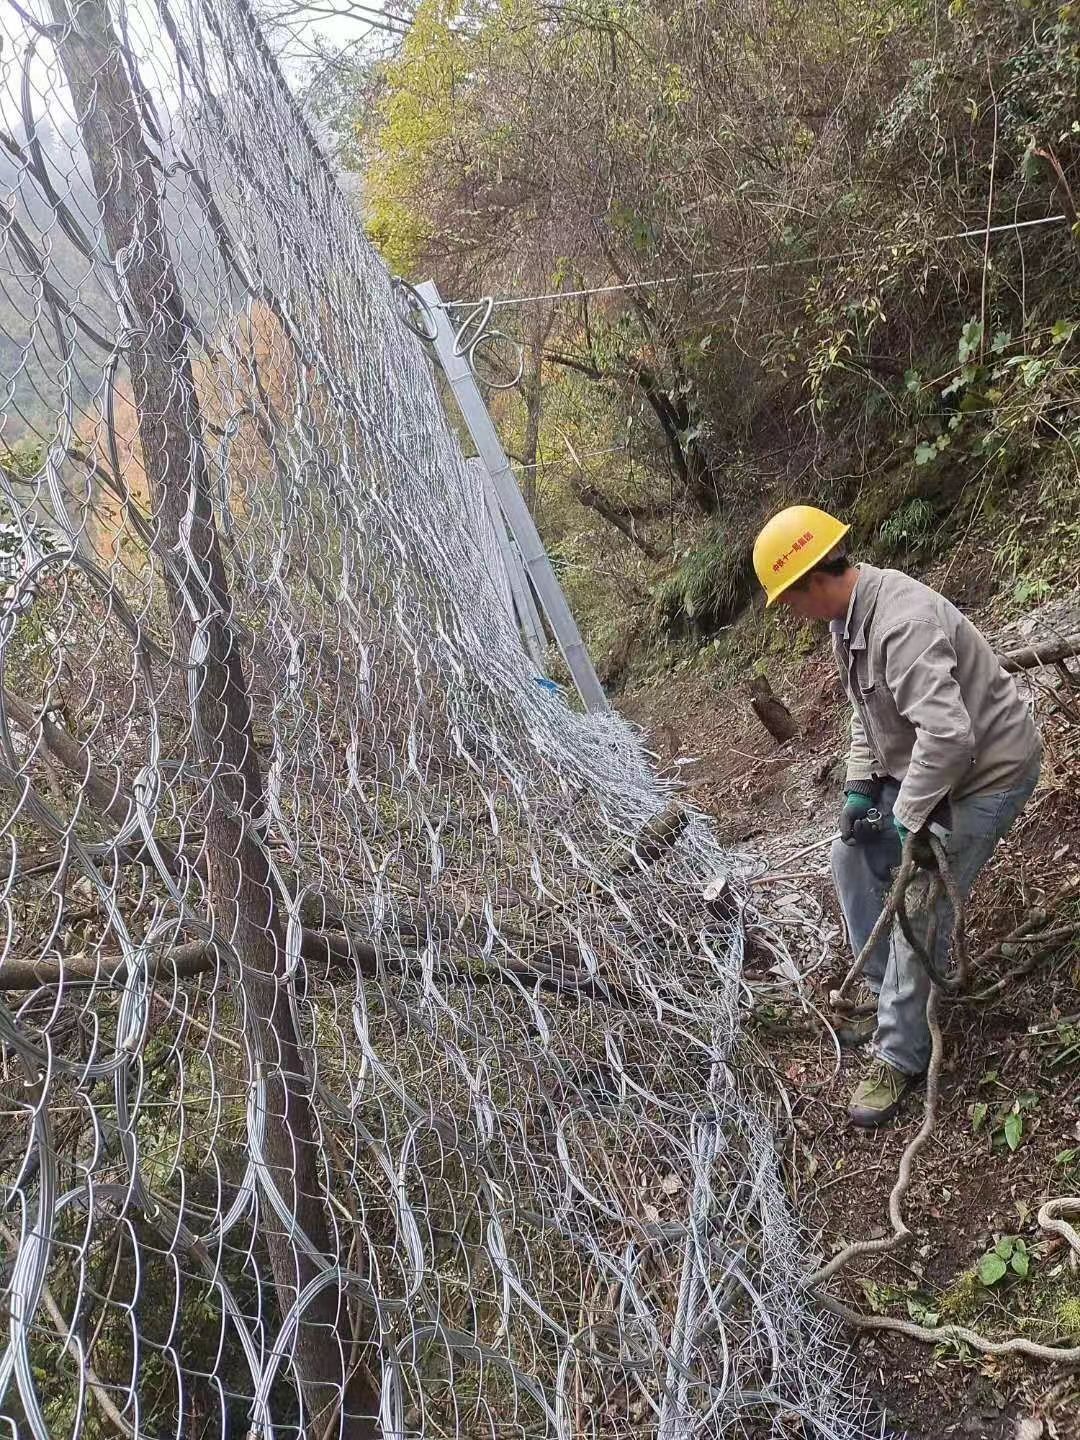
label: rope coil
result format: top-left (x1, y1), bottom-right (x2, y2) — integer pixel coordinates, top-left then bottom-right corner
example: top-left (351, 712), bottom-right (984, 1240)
top-left (816, 834), bottom-right (1080, 1361)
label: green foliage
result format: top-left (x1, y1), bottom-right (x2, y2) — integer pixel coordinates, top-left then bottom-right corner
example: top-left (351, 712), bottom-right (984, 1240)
top-left (914, 437), bottom-right (948, 465)
top-left (971, 1079), bottom-right (1040, 1151)
top-left (905, 1294), bottom-right (942, 1328)
top-left (857, 1280), bottom-right (942, 1330)
top-left (364, 0), bottom-right (470, 272)
top-left (997, 10), bottom-right (1080, 150)
top-left (1042, 1021), bottom-right (1080, 1072)
top-left (341, 0), bottom-right (1080, 669)
top-left (977, 1252), bottom-right (1008, 1286)
top-left (977, 1236), bottom-right (1031, 1286)
top-left (989, 460), bottom-right (1080, 615)
top-left (957, 319), bottom-right (983, 366)
top-left (878, 497), bottom-right (934, 551)
top-left (2, 437), bottom-right (45, 477)
top-left (1056, 1291), bottom-right (1080, 1336)
top-left (1004, 1108), bottom-right (1025, 1151)
top-left (939, 1269), bottom-right (982, 1320)
top-left (856, 1277), bottom-right (910, 1314)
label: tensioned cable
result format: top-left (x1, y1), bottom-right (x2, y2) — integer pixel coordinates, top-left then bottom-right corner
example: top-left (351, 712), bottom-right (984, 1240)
top-left (440, 212), bottom-right (1070, 310)
top-left (513, 443), bottom-right (631, 471)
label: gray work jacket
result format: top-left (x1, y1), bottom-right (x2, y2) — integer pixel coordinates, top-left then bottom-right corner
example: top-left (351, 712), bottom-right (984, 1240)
top-left (832, 564), bottom-right (1040, 830)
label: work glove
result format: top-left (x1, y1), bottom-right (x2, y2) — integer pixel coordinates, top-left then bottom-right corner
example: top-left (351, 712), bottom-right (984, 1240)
top-left (839, 781), bottom-right (880, 846)
top-left (894, 797), bottom-right (952, 865)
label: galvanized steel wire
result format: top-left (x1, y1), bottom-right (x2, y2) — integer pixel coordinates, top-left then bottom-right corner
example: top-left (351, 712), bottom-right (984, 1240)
top-left (0, 1), bottom-right (878, 1436)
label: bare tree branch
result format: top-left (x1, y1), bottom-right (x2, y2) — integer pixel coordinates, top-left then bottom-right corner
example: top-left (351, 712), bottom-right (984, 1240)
top-left (2, 686), bottom-right (132, 828)
top-left (569, 473), bottom-right (661, 558)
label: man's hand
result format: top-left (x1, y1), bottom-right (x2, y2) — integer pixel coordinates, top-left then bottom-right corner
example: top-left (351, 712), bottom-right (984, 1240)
top-left (893, 815), bottom-right (934, 865)
top-left (894, 798), bottom-right (951, 865)
top-left (840, 786), bottom-right (878, 846)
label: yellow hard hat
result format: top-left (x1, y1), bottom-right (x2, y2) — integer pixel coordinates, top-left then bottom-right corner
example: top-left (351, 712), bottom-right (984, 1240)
top-left (752, 505), bottom-right (851, 606)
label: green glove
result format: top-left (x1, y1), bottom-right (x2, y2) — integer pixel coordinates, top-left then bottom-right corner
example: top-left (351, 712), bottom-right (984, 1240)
top-left (839, 789), bottom-right (876, 846)
top-left (894, 814), bottom-right (942, 868)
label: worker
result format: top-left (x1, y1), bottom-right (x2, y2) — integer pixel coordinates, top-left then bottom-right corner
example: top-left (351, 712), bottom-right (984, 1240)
top-left (752, 505), bottom-right (1041, 1128)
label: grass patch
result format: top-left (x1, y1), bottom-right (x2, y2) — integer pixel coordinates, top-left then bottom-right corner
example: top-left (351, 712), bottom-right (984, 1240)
top-left (653, 530), bottom-right (755, 634)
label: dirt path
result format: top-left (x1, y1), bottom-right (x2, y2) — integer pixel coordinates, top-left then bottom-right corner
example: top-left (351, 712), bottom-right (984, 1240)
top-left (621, 655), bottom-right (1080, 1439)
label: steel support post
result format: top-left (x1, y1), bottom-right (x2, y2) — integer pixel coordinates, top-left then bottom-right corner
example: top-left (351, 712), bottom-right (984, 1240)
top-left (417, 280), bottom-right (609, 713)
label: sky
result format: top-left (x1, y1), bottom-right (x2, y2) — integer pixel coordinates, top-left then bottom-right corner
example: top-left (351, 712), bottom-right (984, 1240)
top-left (0, 0), bottom-right (404, 136)
top-left (258, 0), bottom-right (407, 85)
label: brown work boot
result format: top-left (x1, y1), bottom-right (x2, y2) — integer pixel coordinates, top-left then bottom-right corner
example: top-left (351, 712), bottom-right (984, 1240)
top-left (848, 1059), bottom-right (919, 1129)
top-left (836, 984), bottom-right (877, 1049)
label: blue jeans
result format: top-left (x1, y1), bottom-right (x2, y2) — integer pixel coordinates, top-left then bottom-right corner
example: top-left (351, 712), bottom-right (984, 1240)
top-left (830, 754), bottom-right (1041, 1075)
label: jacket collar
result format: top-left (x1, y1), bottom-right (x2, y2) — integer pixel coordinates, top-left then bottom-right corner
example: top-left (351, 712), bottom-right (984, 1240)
top-left (841, 563), bottom-right (885, 654)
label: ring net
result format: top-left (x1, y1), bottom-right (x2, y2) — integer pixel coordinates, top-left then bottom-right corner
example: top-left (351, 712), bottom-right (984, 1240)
top-left (0, 1), bottom-right (874, 1437)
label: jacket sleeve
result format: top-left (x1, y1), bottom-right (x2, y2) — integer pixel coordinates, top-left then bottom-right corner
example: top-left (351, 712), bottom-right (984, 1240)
top-left (885, 618), bottom-right (976, 829)
top-left (845, 708), bottom-right (876, 784)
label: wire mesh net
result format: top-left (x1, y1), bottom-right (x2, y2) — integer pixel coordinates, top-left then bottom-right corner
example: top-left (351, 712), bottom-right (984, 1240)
top-left (0, 2), bottom-right (875, 1436)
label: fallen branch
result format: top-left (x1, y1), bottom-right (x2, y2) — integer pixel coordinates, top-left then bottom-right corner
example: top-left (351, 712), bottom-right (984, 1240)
top-left (964, 879), bottom-right (1080, 1003)
top-left (998, 636), bottom-right (1080, 673)
top-left (497, 942), bottom-right (636, 1010)
top-left (0, 928), bottom-right (376, 990)
top-left (966, 921), bottom-right (1080, 1003)
top-left (0, 683), bottom-right (662, 1008)
top-left (0, 685), bottom-right (198, 879)
top-left (0, 922), bottom-right (643, 1011)
top-left (13, 833), bottom-right (206, 884)
top-left (615, 803), bottom-right (689, 873)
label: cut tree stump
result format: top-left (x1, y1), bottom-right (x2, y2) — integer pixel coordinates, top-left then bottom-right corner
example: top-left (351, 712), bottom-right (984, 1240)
top-left (749, 674), bottom-right (798, 744)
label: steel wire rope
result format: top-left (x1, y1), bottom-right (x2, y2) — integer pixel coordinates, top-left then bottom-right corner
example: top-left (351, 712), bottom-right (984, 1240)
top-left (811, 834), bottom-right (1080, 1362)
top-left (442, 214), bottom-right (1073, 310)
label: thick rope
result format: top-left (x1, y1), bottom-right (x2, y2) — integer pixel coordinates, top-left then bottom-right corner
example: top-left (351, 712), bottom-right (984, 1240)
top-left (811, 834), bottom-right (1080, 1361)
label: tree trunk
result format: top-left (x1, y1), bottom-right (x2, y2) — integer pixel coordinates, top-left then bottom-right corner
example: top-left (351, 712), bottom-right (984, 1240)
top-left (542, 347), bottom-right (716, 516)
top-left (519, 309), bottom-right (552, 510)
top-left (49, 2), bottom-right (378, 1432)
top-left (596, 235), bottom-right (722, 513)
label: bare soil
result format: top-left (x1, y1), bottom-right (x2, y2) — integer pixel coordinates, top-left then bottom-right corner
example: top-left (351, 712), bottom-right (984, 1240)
top-left (621, 643), bottom-right (1080, 1440)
